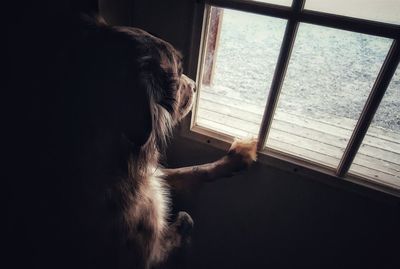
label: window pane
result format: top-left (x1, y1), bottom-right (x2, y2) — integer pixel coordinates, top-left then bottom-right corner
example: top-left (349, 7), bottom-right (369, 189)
top-left (305, 0), bottom-right (400, 25)
top-left (350, 65), bottom-right (400, 188)
top-left (265, 23), bottom-right (392, 168)
top-left (195, 7), bottom-right (286, 138)
top-left (251, 0), bottom-right (292, 6)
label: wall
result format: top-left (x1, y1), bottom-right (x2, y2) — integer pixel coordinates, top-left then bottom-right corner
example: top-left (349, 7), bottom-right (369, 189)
top-left (98, 1), bottom-right (400, 268)
top-left (166, 136), bottom-right (400, 269)
top-left (99, 0), bottom-right (198, 70)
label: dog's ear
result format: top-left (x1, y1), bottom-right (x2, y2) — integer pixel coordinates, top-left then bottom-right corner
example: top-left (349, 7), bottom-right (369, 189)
top-left (79, 48), bottom-right (153, 150)
top-left (81, 65), bottom-right (153, 150)
top-left (117, 80), bottom-right (153, 150)
top-left (79, 19), bottom-right (154, 150)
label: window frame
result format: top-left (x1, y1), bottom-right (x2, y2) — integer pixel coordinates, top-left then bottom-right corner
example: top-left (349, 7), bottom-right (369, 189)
top-left (181, 0), bottom-right (400, 197)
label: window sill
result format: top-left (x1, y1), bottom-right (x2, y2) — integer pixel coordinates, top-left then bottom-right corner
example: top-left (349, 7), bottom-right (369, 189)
top-left (178, 114), bottom-right (400, 202)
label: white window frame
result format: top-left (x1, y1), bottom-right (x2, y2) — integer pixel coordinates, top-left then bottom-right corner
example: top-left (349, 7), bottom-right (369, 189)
top-left (180, 0), bottom-right (400, 197)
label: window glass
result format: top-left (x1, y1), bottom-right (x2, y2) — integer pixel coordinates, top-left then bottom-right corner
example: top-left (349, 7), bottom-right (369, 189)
top-left (251, 0), bottom-right (292, 6)
top-left (265, 23), bottom-right (392, 168)
top-left (350, 65), bottom-right (400, 188)
top-left (305, 0), bottom-right (400, 25)
top-left (195, 7), bottom-right (286, 138)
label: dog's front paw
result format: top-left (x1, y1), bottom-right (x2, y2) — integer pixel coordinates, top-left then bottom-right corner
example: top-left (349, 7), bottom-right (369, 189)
top-left (226, 139), bottom-right (257, 174)
top-left (227, 138), bottom-right (258, 169)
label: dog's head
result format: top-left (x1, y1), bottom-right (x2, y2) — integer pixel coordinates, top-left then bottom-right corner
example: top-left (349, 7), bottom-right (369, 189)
top-left (120, 27), bottom-right (196, 124)
top-left (76, 19), bottom-right (196, 153)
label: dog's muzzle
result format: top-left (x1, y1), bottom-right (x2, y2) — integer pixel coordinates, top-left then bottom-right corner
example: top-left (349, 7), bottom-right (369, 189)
top-left (178, 74), bottom-right (196, 119)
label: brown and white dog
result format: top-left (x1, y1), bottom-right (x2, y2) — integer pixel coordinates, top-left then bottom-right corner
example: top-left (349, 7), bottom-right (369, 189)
top-left (14, 16), bottom-right (256, 269)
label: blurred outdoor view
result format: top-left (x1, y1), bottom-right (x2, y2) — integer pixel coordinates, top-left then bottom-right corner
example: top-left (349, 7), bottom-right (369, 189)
top-left (195, 2), bottom-right (400, 188)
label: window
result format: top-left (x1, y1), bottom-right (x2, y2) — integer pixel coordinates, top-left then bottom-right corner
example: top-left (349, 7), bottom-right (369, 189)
top-left (190, 0), bottom-right (400, 192)
top-left (350, 65), bottom-right (400, 188)
top-left (305, 0), bottom-right (400, 24)
top-left (267, 24), bottom-right (391, 168)
top-left (196, 8), bottom-right (286, 138)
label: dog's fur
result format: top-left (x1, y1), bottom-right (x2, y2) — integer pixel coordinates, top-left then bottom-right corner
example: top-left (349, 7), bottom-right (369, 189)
top-left (6, 16), bottom-right (255, 269)
top-left (61, 18), bottom-right (198, 269)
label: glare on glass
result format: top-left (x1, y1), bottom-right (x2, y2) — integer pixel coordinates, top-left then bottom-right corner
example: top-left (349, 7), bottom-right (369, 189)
top-left (350, 65), bottom-right (400, 188)
top-left (305, 0), bottom-right (400, 25)
top-left (195, 7), bottom-right (286, 138)
top-left (265, 23), bottom-right (392, 168)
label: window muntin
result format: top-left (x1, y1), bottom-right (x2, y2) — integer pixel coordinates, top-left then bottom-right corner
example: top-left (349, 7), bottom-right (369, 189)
top-left (266, 23), bottom-right (392, 168)
top-left (196, 8), bottom-right (286, 138)
top-left (305, 0), bottom-right (400, 25)
top-left (350, 65), bottom-right (400, 187)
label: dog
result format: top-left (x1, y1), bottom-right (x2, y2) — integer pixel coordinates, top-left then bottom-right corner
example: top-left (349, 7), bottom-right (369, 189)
top-left (7, 16), bottom-right (257, 269)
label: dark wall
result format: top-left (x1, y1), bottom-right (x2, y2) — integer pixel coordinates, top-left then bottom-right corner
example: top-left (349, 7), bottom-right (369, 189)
top-left (99, 0), bottom-right (197, 71)
top-left (5, 2), bottom-right (100, 268)
top-left (166, 137), bottom-right (400, 269)
top-left (99, 0), bottom-right (133, 26)
top-left (98, 1), bottom-right (400, 269)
